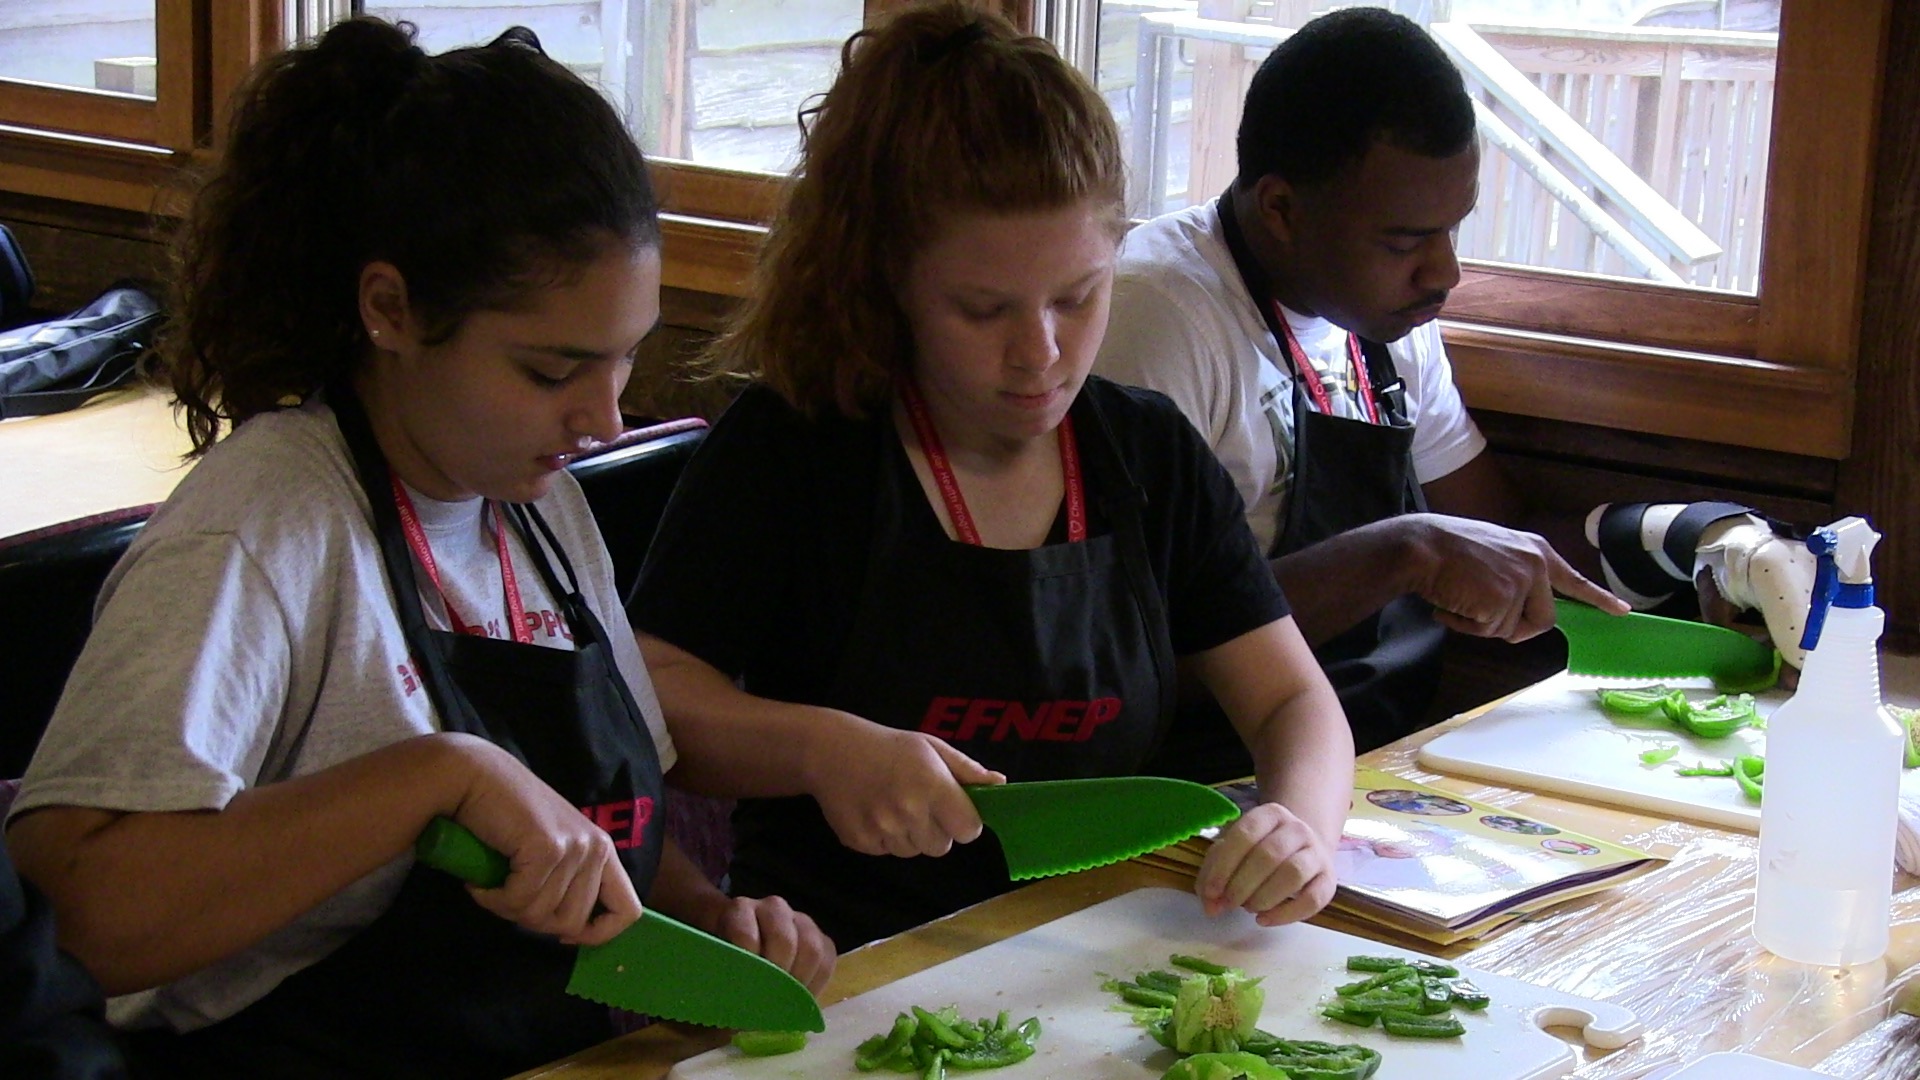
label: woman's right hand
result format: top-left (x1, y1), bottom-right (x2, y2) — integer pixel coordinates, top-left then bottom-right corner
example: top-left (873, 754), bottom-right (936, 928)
top-left (443, 734), bottom-right (643, 947)
top-left (804, 716), bottom-right (1004, 858)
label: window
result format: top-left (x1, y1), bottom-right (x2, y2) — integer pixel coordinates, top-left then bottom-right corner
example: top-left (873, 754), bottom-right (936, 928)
top-left (1108, 1), bottom-right (1778, 293)
top-left (0, 1), bottom-right (158, 99)
top-left (0, 0), bottom-right (1891, 462)
top-left (1074, 0), bottom-right (1888, 458)
top-left (0, 1), bottom-right (277, 210)
top-left (365, 0), bottom-right (863, 175)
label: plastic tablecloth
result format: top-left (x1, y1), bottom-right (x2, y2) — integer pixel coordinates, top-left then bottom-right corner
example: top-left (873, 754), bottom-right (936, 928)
top-left (1364, 722), bottom-right (1920, 1079)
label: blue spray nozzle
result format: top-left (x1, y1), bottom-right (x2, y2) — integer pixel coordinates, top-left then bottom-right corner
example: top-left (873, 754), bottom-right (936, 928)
top-left (1799, 517), bottom-right (1879, 651)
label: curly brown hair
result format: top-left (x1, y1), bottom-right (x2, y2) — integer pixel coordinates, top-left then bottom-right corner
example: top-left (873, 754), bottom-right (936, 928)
top-left (708, 0), bottom-right (1125, 420)
top-left (163, 18), bottom-right (659, 455)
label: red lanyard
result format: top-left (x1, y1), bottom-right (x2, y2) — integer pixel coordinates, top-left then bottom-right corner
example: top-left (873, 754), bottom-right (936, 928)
top-left (898, 381), bottom-right (1086, 546)
top-left (1274, 307), bottom-right (1381, 425)
top-left (390, 476), bottom-right (533, 644)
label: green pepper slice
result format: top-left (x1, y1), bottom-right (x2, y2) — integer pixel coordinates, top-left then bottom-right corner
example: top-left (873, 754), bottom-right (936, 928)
top-left (1120, 985), bottom-right (1178, 1009)
top-left (1597, 685), bottom-right (1675, 714)
top-left (1335, 965), bottom-right (1418, 996)
top-left (912, 1005), bottom-right (970, 1050)
top-left (944, 1029), bottom-right (1036, 1070)
top-left (1170, 954), bottom-right (1232, 976)
top-left (1640, 745), bottom-right (1680, 765)
top-left (1446, 978), bottom-right (1490, 1010)
top-left (1160, 1051), bottom-right (1290, 1080)
top-left (1137, 969), bottom-right (1187, 994)
top-left (731, 1030), bottom-right (807, 1057)
top-left (1733, 754), bottom-right (1765, 802)
top-left (855, 1013), bottom-right (918, 1072)
top-left (1895, 705), bottom-right (1920, 769)
top-left (1319, 1002), bottom-right (1378, 1027)
top-left (1380, 1011), bottom-right (1467, 1038)
top-left (1664, 693), bottom-right (1758, 739)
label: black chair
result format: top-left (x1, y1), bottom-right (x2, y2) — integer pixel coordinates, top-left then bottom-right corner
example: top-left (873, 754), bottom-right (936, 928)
top-left (0, 507), bottom-right (154, 778)
top-left (566, 419), bottom-right (707, 606)
top-left (566, 419), bottom-right (740, 885)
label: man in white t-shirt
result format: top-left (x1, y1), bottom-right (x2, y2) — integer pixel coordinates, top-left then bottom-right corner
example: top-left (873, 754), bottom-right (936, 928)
top-left (1102, 9), bottom-right (1815, 777)
top-left (1098, 8), bottom-right (1628, 773)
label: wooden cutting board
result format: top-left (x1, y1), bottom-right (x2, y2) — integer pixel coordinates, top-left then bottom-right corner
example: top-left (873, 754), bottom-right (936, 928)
top-left (1418, 656), bottom-right (1920, 832)
top-left (670, 887), bottom-right (1640, 1080)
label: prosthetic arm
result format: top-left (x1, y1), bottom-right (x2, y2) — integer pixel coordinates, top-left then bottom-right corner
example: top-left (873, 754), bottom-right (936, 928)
top-left (1585, 501), bottom-right (1817, 668)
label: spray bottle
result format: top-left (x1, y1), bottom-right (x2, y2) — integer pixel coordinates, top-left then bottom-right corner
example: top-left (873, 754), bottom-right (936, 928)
top-left (1753, 516), bottom-right (1904, 966)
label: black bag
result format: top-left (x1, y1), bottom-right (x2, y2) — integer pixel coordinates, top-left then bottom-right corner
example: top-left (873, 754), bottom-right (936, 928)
top-left (0, 283), bottom-right (162, 420)
top-left (0, 223), bottom-right (32, 328)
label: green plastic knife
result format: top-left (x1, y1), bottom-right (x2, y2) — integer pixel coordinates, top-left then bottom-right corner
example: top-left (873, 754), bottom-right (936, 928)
top-left (1554, 597), bottom-right (1780, 691)
top-left (414, 818), bottom-right (824, 1033)
top-left (969, 777), bottom-right (1242, 880)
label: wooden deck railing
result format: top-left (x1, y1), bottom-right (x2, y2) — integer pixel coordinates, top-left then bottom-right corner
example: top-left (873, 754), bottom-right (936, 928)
top-left (1121, 8), bottom-right (1778, 291)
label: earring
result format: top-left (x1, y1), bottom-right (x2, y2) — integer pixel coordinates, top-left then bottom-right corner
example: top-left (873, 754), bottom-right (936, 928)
top-left (369, 329), bottom-right (382, 340)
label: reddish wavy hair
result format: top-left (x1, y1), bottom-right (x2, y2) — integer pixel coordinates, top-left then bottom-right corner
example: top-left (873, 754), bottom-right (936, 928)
top-left (708, 0), bottom-right (1125, 419)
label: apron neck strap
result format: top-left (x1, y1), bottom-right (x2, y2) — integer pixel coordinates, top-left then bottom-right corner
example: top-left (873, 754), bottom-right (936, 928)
top-left (328, 379), bottom-right (478, 731)
top-left (1217, 192), bottom-right (1403, 424)
top-left (898, 379), bottom-right (1087, 545)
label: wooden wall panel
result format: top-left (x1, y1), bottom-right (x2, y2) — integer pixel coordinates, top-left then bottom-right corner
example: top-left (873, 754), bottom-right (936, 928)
top-left (1837, 0), bottom-right (1920, 652)
top-left (0, 213), bottom-right (169, 318)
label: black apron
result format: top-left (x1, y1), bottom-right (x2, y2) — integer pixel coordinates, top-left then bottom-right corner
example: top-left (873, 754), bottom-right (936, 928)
top-left (729, 389), bottom-right (1178, 950)
top-left (129, 386), bottom-right (665, 1080)
top-left (1149, 195), bottom-right (1445, 778)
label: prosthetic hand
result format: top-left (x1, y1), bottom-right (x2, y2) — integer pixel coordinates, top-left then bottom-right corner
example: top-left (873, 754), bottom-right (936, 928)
top-left (1585, 501), bottom-right (1817, 668)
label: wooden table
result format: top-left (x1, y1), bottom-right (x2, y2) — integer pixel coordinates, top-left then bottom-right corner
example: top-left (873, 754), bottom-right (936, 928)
top-left (0, 385), bottom-right (194, 540)
top-left (514, 708), bottom-right (1920, 1080)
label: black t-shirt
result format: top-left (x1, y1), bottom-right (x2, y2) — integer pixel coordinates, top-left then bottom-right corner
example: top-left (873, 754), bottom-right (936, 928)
top-left (634, 376), bottom-right (1288, 704)
top-left (632, 377), bottom-right (1291, 948)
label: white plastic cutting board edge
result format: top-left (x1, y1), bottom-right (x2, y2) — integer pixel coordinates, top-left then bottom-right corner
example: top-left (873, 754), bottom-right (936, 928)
top-left (1417, 656), bottom-right (1920, 832)
top-left (670, 887), bottom-right (1640, 1080)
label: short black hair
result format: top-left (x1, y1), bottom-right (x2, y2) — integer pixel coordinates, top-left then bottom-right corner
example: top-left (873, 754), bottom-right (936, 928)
top-left (1235, 7), bottom-right (1475, 189)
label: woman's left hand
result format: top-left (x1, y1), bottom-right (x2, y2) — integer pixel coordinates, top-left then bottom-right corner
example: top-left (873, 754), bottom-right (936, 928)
top-left (697, 893), bottom-right (837, 995)
top-left (1193, 801), bottom-right (1337, 927)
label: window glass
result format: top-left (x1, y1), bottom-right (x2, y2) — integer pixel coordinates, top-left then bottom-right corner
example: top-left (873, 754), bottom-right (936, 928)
top-left (1097, 0), bottom-right (1780, 294)
top-left (365, 0), bottom-right (862, 175)
top-left (0, 1), bottom-right (158, 99)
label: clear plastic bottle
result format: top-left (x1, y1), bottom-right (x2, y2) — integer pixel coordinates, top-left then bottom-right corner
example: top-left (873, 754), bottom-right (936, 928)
top-left (1753, 516), bottom-right (1904, 966)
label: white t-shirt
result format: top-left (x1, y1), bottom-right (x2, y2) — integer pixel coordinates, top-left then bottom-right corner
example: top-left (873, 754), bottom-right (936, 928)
top-left (9, 398), bottom-right (674, 1032)
top-left (1096, 197), bottom-right (1487, 556)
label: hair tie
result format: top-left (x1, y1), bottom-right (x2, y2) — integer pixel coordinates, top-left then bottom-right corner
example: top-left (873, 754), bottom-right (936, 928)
top-left (488, 25), bottom-right (550, 58)
top-left (916, 20), bottom-right (989, 65)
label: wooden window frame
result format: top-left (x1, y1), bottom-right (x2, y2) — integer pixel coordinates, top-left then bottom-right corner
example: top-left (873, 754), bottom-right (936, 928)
top-left (646, 0), bottom-right (1890, 463)
top-left (1440, 0), bottom-right (1891, 460)
top-left (0, 1), bottom-right (277, 212)
top-left (0, 0), bottom-right (1886, 464)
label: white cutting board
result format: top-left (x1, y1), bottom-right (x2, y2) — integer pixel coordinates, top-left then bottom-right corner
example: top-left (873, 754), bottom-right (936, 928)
top-left (1655, 1051), bottom-right (1825, 1078)
top-left (671, 887), bottom-right (1640, 1080)
top-left (1418, 657), bottom-right (1920, 832)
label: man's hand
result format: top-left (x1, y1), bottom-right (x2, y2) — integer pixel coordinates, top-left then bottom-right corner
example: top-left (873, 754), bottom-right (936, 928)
top-left (1403, 513), bottom-right (1627, 641)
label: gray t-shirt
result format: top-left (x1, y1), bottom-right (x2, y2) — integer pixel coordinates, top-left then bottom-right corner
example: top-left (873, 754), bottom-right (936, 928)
top-left (8, 398), bottom-right (674, 1032)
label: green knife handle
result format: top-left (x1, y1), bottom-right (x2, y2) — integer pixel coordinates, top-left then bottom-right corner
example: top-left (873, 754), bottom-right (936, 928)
top-left (416, 817), bottom-right (510, 888)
